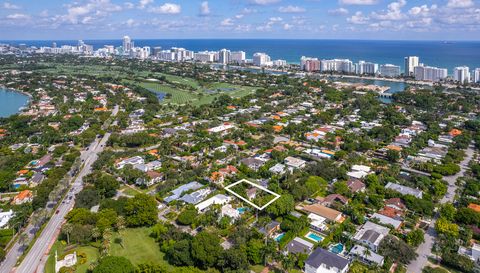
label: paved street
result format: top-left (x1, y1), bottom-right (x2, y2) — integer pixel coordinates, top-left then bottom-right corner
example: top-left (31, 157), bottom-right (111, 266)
top-left (0, 106), bottom-right (118, 273)
top-left (407, 144), bottom-right (475, 273)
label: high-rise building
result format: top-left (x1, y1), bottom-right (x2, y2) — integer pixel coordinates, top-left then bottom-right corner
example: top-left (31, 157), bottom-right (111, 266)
top-left (453, 66), bottom-right (470, 84)
top-left (52, 42), bottom-right (57, 48)
top-left (230, 51), bottom-right (246, 64)
top-left (218, 49), bottom-right (230, 64)
top-left (300, 56), bottom-right (320, 72)
top-left (123, 36), bottom-right (132, 54)
top-left (404, 56), bottom-right (419, 76)
top-left (320, 59), bottom-right (353, 73)
top-left (379, 64), bottom-right (401, 77)
top-left (253, 53), bottom-right (271, 66)
top-left (194, 51), bottom-right (216, 63)
top-left (153, 47), bottom-right (162, 56)
top-left (414, 64), bottom-right (448, 82)
top-left (356, 61), bottom-right (378, 75)
top-left (473, 68), bottom-right (480, 83)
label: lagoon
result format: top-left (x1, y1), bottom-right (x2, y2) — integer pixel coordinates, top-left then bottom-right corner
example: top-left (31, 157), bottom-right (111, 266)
top-left (0, 87), bottom-right (29, 118)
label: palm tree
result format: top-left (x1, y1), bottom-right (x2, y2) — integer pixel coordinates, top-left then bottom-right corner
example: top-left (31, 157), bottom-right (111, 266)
top-left (63, 223), bottom-right (73, 245)
top-left (91, 227), bottom-right (101, 243)
top-left (115, 216), bottom-right (126, 233)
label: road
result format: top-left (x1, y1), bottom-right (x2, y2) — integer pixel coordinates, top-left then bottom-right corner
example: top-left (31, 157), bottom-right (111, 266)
top-left (407, 144), bottom-right (475, 273)
top-left (0, 105), bottom-right (119, 273)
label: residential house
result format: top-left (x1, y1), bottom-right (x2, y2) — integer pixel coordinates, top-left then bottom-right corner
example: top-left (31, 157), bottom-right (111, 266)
top-left (29, 172), bottom-right (45, 187)
top-left (302, 204), bottom-right (344, 223)
top-left (221, 204), bottom-right (240, 221)
top-left (240, 157), bottom-right (265, 171)
top-left (0, 210), bottom-right (14, 228)
top-left (353, 221), bottom-right (390, 252)
top-left (346, 179), bottom-right (366, 193)
top-left (195, 194), bottom-right (231, 212)
top-left (269, 163), bottom-right (286, 175)
top-left (305, 248), bottom-right (350, 273)
top-left (179, 188), bottom-right (211, 204)
top-left (12, 190), bottom-right (33, 205)
top-left (285, 237), bottom-right (314, 255)
top-left (458, 243), bottom-right (480, 265)
top-left (319, 194), bottom-right (348, 207)
top-left (116, 156), bottom-right (145, 169)
top-left (136, 171), bottom-right (164, 187)
top-left (284, 156), bottom-right (307, 170)
top-left (371, 213), bottom-right (403, 230)
top-left (349, 244), bottom-right (384, 266)
top-left (385, 182), bottom-right (423, 198)
top-left (163, 181), bottom-right (203, 203)
top-left (259, 220), bottom-right (280, 237)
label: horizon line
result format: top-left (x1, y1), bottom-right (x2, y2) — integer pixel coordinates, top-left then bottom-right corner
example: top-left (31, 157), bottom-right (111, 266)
top-left (1, 38), bottom-right (480, 42)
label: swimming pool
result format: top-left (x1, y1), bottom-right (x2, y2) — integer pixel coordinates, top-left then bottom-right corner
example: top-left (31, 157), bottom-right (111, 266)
top-left (237, 207), bottom-right (247, 214)
top-left (330, 243), bottom-right (344, 254)
top-left (305, 232), bottom-right (323, 243)
top-left (274, 233), bottom-right (285, 242)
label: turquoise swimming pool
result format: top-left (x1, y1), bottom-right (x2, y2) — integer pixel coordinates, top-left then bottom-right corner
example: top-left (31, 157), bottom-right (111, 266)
top-left (330, 243), bottom-right (344, 254)
top-left (237, 207), bottom-right (247, 214)
top-left (306, 232), bottom-right (323, 242)
top-left (274, 233), bottom-right (285, 242)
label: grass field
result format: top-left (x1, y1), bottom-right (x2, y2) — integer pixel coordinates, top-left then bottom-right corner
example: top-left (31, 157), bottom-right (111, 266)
top-left (140, 81), bottom-right (257, 106)
top-left (109, 227), bottom-right (171, 267)
top-left (45, 242), bottom-right (99, 273)
top-left (45, 227), bottom-right (171, 272)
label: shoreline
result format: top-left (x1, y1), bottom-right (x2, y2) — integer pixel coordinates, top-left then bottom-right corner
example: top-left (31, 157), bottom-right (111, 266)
top-left (0, 86), bottom-right (32, 117)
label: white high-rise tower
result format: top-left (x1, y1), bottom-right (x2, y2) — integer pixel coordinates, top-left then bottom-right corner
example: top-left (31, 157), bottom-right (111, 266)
top-left (404, 56), bottom-right (419, 76)
top-left (123, 36), bottom-right (132, 54)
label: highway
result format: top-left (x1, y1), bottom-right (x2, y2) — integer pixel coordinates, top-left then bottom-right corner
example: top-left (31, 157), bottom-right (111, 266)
top-left (407, 144), bottom-right (475, 273)
top-left (0, 105), bottom-right (118, 273)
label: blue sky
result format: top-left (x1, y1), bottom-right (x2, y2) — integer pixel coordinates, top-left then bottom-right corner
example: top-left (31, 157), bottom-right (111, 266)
top-left (0, 0), bottom-right (479, 40)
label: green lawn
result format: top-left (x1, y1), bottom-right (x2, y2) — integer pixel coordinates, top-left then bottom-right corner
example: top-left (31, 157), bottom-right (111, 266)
top-left (45, 242), bottom-right (99, 273)
top-left (45, 227), bottom-right (171, 272)
top-left (140, 81), bottom-right (257, 106)
top-left (120, 185), bottom-right (141, 197)
top-left (109, 227), bottom-right (171, 268)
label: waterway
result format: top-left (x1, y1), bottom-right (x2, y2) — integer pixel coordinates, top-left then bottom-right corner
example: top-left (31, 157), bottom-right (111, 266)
top-left (0, 87), bottom-right (29, 118)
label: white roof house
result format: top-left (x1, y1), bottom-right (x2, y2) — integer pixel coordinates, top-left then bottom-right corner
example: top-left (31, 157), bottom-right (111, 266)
top-left (353, 221), bottom-right (390, 252)
top-left (371, 213), bottom-right (403, 230)
top-left (385, 182), bottom-right (423, 198)
top-left (195, 194), bottom-right (231, 212)
top-left (349, 244), bottom-right (384, 266)
top-left (308, 213), bottom-right (328, 232)
top-left (116, 156), bottom-right (145, 169)
top-left (0, 210), bottom-right (14, 228)
top-left (221, 204), bottom-right (240, 220)
top-left (284, 156), bottom-right (307, 169)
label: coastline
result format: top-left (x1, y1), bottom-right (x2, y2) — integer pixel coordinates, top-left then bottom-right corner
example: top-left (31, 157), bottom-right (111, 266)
top-left (0, 85), bottom-right (31, 117)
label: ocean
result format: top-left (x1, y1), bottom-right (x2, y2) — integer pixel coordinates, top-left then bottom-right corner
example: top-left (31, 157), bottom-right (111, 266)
top-left (2, 39), bottom-right (480, 71)
top-left (0, 87), bottom-right (29, 118)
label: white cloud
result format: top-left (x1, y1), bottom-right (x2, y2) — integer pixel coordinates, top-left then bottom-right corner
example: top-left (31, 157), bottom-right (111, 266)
top-left (447, 0), bottom-right (474, 8)
top-left (278, 5), bottom-right (305, 13)
top-left (199, 1), bottom-right (210, 16)
top-left (328, 8), bottom-right (349, 15)
top-left (347, 11), bottom-right (369, 24)
top-left (138, 0), bottom-right (153, 9)
top-left (6, 13), bottom-right (30, 20)
top-left (221, 18), bottom-right (234, 26)
top-left (371, 0), bottom-right (406, 21)
top-left (235, 14), bottom-right (244, 19)
top-left (339, 0), bottom-right (377, 5)
top-left (408, 4), bottom-right (436, 17)
top-left (250, 0), bottom-right (280, 6)
top-left (126, 18), bottom-right (138, 27)
top-left (283, 23), bottom-right (292, 30)
top-left (54, 0), bottom-right (123, 25)
top-left (149, 3), bottom-right (181, 14)
top-left (269, 17), bottom-right (283, 22)
top-left (3, 2), bottom-right (20, 9)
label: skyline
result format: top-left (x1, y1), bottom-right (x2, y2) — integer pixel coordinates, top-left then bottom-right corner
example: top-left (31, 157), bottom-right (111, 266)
top-left (1, 0), bottom-right (480, 40)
